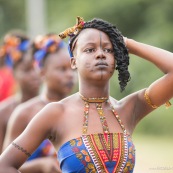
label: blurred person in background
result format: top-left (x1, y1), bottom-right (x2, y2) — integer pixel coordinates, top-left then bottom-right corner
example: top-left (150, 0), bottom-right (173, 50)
top-left (0, 16), bottom-right (173, 172)
top-left (0, 58), bottom-right (16, 102)
top-left (3, 34), bottom-right (75, 173)
top-left (0, 31), bottom-right (41, 153)
top-left (0, 49), bottom-right (16, 102)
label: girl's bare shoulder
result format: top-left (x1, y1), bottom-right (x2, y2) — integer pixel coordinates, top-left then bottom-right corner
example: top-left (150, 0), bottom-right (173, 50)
top-left (41, 93), bottom-right (78, 118)
top-left (58, 93), bottom-right (79, 104)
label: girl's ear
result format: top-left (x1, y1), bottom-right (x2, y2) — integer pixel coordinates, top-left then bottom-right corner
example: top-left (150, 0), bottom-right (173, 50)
top-left (71, 57), bottom-right (77, 69)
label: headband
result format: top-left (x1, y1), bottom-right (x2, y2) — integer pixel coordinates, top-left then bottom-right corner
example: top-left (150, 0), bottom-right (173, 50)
top-left (2, 36), bottom-right (30, 67)
top-left (34, 35), bottom-right (65, 67)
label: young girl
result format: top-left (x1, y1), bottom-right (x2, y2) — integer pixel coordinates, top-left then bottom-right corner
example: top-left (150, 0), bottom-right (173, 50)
top-left (0, 17), bottom-right (173, 173)
top-left (3, 34), bottom-right (74, 173)
top-left (0, 31), bottom-right (41, 154)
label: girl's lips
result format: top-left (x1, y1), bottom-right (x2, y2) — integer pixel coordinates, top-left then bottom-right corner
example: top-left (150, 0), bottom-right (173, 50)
top-left (95, 61), bottom-right (108, 66)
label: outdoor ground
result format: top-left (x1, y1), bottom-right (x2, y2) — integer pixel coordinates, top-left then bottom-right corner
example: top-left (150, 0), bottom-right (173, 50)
top-left (133, 134), bottom-right (173, 173)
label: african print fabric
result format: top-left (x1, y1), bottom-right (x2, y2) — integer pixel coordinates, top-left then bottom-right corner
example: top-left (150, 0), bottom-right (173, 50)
top-left (27, 139), bottom-right (56, 161)
top-left (58, 133), bottom-right (135, 173)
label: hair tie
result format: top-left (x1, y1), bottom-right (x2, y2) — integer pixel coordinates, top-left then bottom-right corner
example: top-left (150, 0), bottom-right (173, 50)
top-left (59, 16), bottom-right (85, 39)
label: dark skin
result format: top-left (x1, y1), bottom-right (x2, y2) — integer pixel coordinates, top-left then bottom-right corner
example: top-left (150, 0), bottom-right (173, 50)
top-left (0, 55), bottom-right (41, 154)
top-left (0, 28), bottom-right (173, 173)
top-left (3, 48), bottom-right (74, 173)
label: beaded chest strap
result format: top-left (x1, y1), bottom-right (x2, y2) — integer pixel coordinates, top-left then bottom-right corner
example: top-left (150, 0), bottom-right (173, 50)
top-left (79, 93), bottom-right (126, 135)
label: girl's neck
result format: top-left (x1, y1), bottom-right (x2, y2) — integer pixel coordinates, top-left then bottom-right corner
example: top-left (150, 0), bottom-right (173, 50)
top-left (17, 84), bottom-right (39, 103)
top-left (79, 80), bottom-right (110, 98)
top-left (41, 88), bottom-right (66, 103)
top-left (16, 92), bottom-right (37, 103)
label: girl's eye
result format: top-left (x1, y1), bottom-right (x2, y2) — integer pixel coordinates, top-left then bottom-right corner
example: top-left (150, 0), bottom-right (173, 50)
top-left (84, 48), bottom-right (95, 53)
top-left (104, 48), bottom-right (113, 53)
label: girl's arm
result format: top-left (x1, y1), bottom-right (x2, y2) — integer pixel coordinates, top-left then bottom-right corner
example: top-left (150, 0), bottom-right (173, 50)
top-left (19, 157), bottom-right (61, 173)
top-left (126, 38), bottom-right (173, 122)
top-left (0, 103), bottom-right (60, 173)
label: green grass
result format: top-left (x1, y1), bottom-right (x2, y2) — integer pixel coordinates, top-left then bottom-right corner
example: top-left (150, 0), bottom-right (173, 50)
top-left (133, 134), bottom-right (173, 173)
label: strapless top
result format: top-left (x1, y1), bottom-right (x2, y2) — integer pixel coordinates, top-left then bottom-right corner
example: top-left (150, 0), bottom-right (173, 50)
top-left (27, 139), bottom-right (56, 161)
top-left (58, 133), bottom-right (135, 173)
top-left (58, 96), bottom-right (136, 172)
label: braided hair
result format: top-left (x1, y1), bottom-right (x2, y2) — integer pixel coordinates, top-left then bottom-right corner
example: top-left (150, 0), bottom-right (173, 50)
top-left (69, 18), bottom-right (130, 91)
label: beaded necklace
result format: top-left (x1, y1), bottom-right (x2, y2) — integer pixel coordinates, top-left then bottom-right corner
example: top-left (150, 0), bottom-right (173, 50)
top-left (79, 93), bottom-right (126, 135)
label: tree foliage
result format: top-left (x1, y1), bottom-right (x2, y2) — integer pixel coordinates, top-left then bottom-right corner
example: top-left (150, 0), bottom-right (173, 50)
top-left (0, 0), bottom-right (26, 41)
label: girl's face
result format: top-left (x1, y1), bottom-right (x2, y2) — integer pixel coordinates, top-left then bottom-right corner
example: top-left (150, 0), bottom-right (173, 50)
top-left (14, 57), bottom-right (41, 95)
top-left (71, 28), bottom-right (115, 83)
top-left (42, 49), bottom-right (74, 95)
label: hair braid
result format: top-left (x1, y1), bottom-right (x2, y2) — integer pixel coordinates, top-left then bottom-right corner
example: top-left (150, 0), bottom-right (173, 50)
top-left (69, 18), bottom-right (130, 91)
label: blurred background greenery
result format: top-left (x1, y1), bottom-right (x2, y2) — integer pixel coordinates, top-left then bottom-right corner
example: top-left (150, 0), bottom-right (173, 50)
top-left (0, 0), bottom-right (172, 137)
top-left (0, 0), bottom-right (173, 171)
